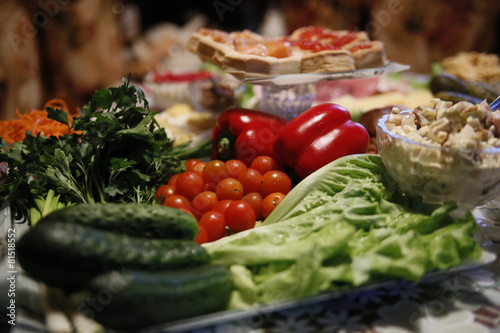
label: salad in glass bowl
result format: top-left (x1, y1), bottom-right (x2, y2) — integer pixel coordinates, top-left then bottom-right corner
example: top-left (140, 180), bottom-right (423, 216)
top-left (376, 98), bottom-right (500, 215)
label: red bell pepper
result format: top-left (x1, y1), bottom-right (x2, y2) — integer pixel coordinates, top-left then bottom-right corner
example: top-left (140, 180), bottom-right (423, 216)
top-left (211, 108), bottom-right (286, 166)
top-left (273, 103), bottom-right (369, 179)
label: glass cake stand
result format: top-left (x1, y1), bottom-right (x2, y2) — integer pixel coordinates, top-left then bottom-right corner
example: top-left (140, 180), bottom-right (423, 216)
top-left (238, 61), bottom-right (410, 120)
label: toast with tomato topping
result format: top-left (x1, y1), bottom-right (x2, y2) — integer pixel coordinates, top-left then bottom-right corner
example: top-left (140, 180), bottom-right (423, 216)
top-left (187, 26), bottom-right (386, 78)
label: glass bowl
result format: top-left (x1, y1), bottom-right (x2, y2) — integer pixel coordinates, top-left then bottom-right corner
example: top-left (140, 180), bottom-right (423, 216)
top-left (376, 110), bottom-right (500, 215)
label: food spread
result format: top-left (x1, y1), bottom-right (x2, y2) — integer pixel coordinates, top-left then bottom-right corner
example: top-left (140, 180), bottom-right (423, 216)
top-left (0, 22), bottom-right (499, 333)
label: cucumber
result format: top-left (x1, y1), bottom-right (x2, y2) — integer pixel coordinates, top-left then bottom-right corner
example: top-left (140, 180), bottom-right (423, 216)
top-left (430, 73), bottom-right (497, 103)
top-left (38, 203), bottom-right (198, 240)
top-left (434, 91), bottom-right (484, 105)
top-left (17, 221), bottom-right (210, 290)
top-left (429, 73), bottom-right (469, 95)
top-left (76, 266), bottom-right (233, 330)
top-left (464, 81), bottom-right (497, 103)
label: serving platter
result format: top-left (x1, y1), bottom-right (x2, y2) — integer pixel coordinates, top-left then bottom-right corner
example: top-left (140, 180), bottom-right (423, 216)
top-left (234, 62), bottom-right (410, 119)
top-left (238, 61), bottom-right (410, 86)
top-left (141, 248), bottom-right (496, 333)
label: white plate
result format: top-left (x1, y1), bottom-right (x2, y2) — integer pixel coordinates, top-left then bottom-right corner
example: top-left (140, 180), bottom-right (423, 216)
top-left (238, 62), bottom-right (410, 86)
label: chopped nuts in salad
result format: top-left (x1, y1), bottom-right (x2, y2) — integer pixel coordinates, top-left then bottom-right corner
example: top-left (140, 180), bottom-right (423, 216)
top-left (385, 98), bottom-right (500, 150)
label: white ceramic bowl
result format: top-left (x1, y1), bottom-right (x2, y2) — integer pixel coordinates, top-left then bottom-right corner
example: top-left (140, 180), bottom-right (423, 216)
top-left (376, 110), bottom-right (500, 214)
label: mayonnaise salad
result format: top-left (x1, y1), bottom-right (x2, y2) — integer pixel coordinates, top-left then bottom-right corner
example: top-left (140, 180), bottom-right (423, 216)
top-left (376, 98), bottom-right (500, 213)
top-left (384, 99), bottom-right (500, 150)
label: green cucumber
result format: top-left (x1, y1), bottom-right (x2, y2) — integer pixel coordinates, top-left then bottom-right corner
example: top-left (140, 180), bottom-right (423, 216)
top-left (429, 73), bottom-right (469, 95)
top-left (430, 73), bottom-right (497, 104)
top-left (464, 81), bottom-right (497, 103)
top-left (434, 91), bottom-right (484, 105)
top-left (75, 266), bottom-right (233, 330)
top-left (17, 221), bottom-right (210, 291)
top-left (38, 203), bottom-right (198, 240)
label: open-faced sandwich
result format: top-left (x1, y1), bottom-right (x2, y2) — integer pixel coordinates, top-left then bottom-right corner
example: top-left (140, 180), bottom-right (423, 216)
top-left (187, 25), bottom-right (387, 78)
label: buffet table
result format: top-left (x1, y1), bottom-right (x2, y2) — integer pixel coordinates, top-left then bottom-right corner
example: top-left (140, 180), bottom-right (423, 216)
top-left (2, 202), bottom-right (500, 333)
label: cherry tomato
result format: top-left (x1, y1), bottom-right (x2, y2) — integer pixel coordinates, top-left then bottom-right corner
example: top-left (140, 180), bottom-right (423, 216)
top-left (260, 170), bottom-right (292, 198)
top-left (202, 160), bottom-right (229, 186)
top-left (175, 171), bottom-right (204, 200)
top-left (242, 192), bottom-right (263, 220)
top-left (167, 173), bottom-right (180, 186)
top-left (194, 224), bottom-right (209, 244)
top-left (187, 160), bottom-right (206, 173)
top-left (178, 207), bottom-right (197, 220)
top-left (249, 156), bottom-right (281, 174)
top-left (225, 200), bottom-right (256, 232)
top-left (191, 191), bottom-right (218, 219)
top-left (198, 211), bottom-right (226, 241)
top-left (185, 158), bottom-right (201, 170)
top-left (216, 178), bottom-right (244, 200)
top-left (237, 168), bottom-right (262, 194)
top-left (261, 192), bottom-right (285, 219)
top-left (225, 159), bottom-right (248, 178)
top-left (162, 194), bottom-right (192, 211)
top-left (212, 199), bottom-right (233, 215)
top-left (155, 184), bottom-right (176, 204)
top-left (203, 182), bottom-right (217, 192)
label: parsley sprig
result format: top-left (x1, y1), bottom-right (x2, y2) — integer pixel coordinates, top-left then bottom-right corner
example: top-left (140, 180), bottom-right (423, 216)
top-left (0, 77), bottom-right (209, 224)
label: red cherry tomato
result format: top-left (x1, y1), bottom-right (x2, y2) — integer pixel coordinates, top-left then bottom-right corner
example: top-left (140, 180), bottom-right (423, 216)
top-left (194, 224), bottom-right (209, 244)
top-left (260, 170), bottom-right (292, 198)
top-left (167, 173), bottom-right (180, 186)
top-left (249, 156), bottom-right (281, 174)
top-left (198, 211), bottom-right (226, 241)
top-left (225, 200), bottom-right (256, 232)
top-left (185, 158), bottom-right (201, 170)
top-left (202, 160), bottom-right (229, 186)
top-left (175, 171), bottom-right (204, 200)
top-left (237, 168), bottom-right (262, 194)
top-left (212, 199), bottom-right (233, 215)
top-left (155, 184), bottom-right (176, 204)
top-left (225, 159), bottom-right (248, 178)
top-left (178, 207), bottom-right (197, 220)
top-left (242, 192), bottom-right (263, 220)
top-left (216, 178), bottom-right (244, 200)
top-left (262, 192), bottom-right (285, 219)
top-left (186, 160), bottom-right (206, 173)
top-left (162, 194), bottom-right (192, 211)
top-left (191, 191), bottom-right (218, 220)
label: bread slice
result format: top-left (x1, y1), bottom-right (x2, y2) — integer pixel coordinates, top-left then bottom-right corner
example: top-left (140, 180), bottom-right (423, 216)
top-left (350, 41), bottom-right (387, 69)
top-left (222, 51), bottom-right (302, 78)
top-left (300, 49), bottom-right (355, 73)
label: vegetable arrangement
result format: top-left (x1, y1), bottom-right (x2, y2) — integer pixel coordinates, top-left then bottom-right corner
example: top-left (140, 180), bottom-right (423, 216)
top-left (157, 155), bottom-right (292, 243)
top-left (3, 78), bottom-right (486, 330)
top-left (0, 78), bottom-right (209, 225)
top-left (204, 154), bottom-right (483, 308)
top-left (17, 202), bottom-right (233, 330)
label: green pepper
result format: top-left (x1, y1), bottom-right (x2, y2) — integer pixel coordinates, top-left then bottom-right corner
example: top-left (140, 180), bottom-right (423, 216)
top-left (211, 108), bottom-right (286, 166)
top-left (273, 103), bottom-right (369, 179)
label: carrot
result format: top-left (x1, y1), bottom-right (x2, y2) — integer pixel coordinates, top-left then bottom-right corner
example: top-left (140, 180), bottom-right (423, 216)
top-left (0, 99), bottom-right (80, 144)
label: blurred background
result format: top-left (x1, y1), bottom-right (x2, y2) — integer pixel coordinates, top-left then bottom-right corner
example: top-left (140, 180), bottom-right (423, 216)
top-left (1, 0), bottom-right (499, 119)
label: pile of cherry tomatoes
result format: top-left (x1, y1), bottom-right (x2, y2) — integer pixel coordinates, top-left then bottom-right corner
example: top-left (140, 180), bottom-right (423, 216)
top-left (156, 156), bottom-right (292, 244)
